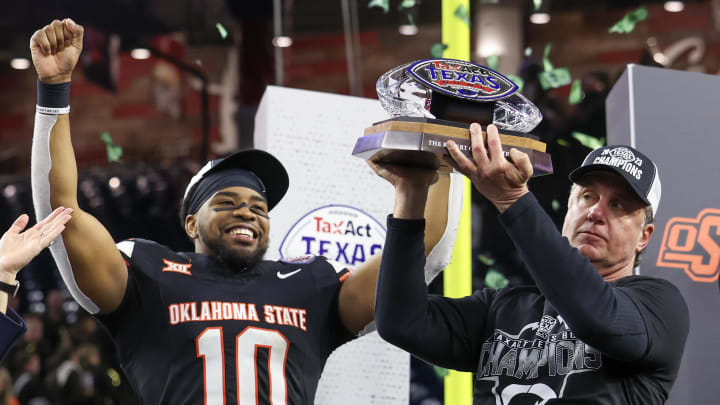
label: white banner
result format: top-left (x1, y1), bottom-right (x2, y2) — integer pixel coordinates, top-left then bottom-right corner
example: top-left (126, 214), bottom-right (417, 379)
top-left (254, 86), bottom-right (408, 404)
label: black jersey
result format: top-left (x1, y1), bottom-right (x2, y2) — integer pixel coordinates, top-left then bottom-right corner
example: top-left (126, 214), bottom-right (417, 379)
top-left (96, 238), bottom-right (354, 405)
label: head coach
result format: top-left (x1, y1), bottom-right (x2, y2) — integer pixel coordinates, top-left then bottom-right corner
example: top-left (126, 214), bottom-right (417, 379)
top-left (373, 123), bottom-right (689, 404)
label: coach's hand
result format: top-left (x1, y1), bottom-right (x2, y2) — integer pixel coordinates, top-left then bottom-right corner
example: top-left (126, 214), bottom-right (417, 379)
top-left (367, 161), bottom-right (438, 219)
top-left (30, 18), bottom-right (84, 84)
top-left (445, 123), bottom-right (532, 213)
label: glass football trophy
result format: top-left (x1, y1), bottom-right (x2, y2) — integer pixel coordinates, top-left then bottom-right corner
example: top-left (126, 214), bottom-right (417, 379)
top-left (352, 59), bottom-right (552, 175)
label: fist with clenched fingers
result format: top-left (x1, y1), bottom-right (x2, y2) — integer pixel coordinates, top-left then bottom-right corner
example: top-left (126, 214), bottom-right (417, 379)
top-left (29, 18), bottom-right (84, 84)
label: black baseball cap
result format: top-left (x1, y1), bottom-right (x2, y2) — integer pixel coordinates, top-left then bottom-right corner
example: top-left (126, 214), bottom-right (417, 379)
top-left (182, 149), bottom-right (289, 216)
top-left (569, 145), bottom-right (661, 215)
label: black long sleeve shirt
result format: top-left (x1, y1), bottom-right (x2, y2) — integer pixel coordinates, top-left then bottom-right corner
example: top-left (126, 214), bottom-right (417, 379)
top-left (376, 193), bottom-right (689, 405)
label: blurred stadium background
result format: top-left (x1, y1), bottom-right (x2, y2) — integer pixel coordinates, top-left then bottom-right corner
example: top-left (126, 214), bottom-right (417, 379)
top-left (0, 0), bottom-right (717, 403)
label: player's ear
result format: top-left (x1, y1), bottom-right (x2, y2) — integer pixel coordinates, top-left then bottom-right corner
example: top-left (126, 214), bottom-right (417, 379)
top-left (185, 214), bottom-right (199, 240)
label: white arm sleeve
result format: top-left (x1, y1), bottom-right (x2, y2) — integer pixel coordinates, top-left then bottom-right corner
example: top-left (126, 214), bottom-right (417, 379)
top-left (30, 112), bottom-right (100, 314)
top-left (359, 173), bottom-right (464, 336)
top-left (424, 172), bottom-right (464, 284)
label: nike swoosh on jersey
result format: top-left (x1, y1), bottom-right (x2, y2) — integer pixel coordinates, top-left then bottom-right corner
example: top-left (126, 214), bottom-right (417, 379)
top-left (277, 268), bottom-right (302, 279)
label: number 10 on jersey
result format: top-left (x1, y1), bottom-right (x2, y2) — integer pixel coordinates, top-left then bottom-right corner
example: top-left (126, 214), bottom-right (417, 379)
top-left (197, 326), bottom-right (290, 404)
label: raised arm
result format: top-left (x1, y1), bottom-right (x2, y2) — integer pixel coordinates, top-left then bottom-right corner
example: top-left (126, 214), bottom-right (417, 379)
top-left (368, 161), bottom-right (491, 371)
top-left (0, 209), bottom-right (73, 359)
top-left (444, 124), bottom-right (685, 362)
top-left (496, 192), bottom-right (687, 361)
top-left (30, 19), bottom-right (127, 313)
top-left (336, 165), bottom-right (450, 335)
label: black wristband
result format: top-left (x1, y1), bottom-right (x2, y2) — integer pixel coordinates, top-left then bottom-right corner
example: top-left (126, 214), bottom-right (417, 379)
top-left (37, 80), bottom-right (71, 107)
top-left (37, 80), bottom-right (71, 114)
top-left (0, 280), bottom-right (19, 298)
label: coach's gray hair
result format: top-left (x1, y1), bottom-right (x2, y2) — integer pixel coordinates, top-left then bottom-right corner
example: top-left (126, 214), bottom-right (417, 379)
top-left (635, 205), bottom-right (654, 267)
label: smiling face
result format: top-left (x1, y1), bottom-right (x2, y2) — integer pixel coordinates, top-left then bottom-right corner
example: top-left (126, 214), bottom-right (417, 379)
top-left (185, 186), bottom-right (270, 271)
top-left (561, 172), bottom-right (654, 280)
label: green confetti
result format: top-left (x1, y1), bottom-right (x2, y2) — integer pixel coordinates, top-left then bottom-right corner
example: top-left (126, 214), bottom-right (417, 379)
top-left (557, 138), bottom-right (570, 147)
top-left (100, 132), bottom-right (123, 162)
top-left (434, 366), bottom-right (449, 378)
top-left (107, 147), bottom-right (122, 162)
top-left (399, 0), bottom-right (415, 8)
top-left (551, 199), bottom-right (560, 211)
top-left (430, 43), bottom-right (448, 58)
top-left (572, 131), bottom-right (605, 150)
top-left (486, 55), bottom-right (499, 71)
top-left (538, 67), bottom-right (571, 90)
top-left (568, 79), bottom-right (583, 105)
top-left (454, 4), bottom-right (470, 26)
top-left (368, 0), bottom-right (389, 13)
top-left (485, 269), bottom-right (508, 290)
top-left (507, 74), bottom-right (524, 92)
top-left (608, 6), bottom-right (648, 34)
top-left (542, 44), bottom-right (553, 72)
top-left (609, 20), bottom-right (632, 34)
top-left (524, 47), bottom-right (532, 57)
top-left (216, 23), bottom-right (228, 39)
top-left (533, 0), bottom-right (543, 11)
top-left (477, 253), bottom-right (495, 266)
top-left (107, 368), bottom-right (122, 387)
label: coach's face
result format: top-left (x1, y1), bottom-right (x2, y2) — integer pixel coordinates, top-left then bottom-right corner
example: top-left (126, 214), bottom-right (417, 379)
top-left (186, 186), bottom-right (270, 270)
top-left (561, 172), bottom-right (653, 279)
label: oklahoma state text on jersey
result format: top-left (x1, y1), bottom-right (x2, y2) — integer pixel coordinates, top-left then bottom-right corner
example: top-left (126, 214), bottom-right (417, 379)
top-left (96, 239), bottom-right (353, 405)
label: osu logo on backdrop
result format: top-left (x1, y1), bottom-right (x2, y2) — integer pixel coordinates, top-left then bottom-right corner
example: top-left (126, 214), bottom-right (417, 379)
top-left (657, 208), bottom-right (720, 282)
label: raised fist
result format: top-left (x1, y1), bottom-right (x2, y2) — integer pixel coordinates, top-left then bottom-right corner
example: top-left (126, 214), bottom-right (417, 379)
top-left (29, 18), bottom-right (84, 84)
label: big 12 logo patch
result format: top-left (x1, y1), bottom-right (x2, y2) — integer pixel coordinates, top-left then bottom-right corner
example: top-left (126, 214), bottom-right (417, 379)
top-left (656, 208), bottom-right (720, 282)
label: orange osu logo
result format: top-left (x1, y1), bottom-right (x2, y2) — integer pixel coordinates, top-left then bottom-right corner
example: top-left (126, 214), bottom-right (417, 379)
top-left (657, 209), bottom-right (720, 283)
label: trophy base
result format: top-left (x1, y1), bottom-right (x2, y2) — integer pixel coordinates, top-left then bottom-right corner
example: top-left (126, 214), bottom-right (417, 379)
top-left (353, 117), bottom-right (553, 176)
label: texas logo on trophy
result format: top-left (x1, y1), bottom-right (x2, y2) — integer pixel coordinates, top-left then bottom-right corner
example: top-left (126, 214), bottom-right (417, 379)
top-left (353, 58), bottom-right (552, 176)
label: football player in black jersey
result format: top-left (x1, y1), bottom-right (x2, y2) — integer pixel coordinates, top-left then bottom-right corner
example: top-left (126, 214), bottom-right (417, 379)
top-left (29, 19), bottom-right (452, 404)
